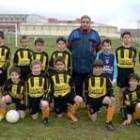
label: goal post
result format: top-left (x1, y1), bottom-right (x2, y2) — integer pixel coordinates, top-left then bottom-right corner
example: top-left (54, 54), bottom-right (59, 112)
top-left (0, 23), bottom-right (18, 47)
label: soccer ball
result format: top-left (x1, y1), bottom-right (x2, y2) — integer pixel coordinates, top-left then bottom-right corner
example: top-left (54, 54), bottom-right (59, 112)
top-left (6, 110), bottom-right (20, 123)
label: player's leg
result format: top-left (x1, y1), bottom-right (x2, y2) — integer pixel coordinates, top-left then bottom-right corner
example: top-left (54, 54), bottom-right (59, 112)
top-left (67, 94), bottom-right (83, 122)
top-left (29, 97), bottom-right (39, 120)
top-left (54, 97), bottom-right (63, 118)
top-left (88, 104), bottom-right (98, 121)
top-left (40, 100), bottom-right (50, 126)
top-left (15, 99), bottom-right (26, 119)
top-left (72, 72), bottom-right (89, 98)
top-left (0, 95), bottom-right (12, 121)
top-left (102, 96), bottom-right (115, 131)
top-left (134, 103), bottom-right (140, 126)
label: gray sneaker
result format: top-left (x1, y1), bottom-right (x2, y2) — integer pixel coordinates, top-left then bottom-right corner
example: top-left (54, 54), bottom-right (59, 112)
top-left (105, 122), bottom-right (115, 131)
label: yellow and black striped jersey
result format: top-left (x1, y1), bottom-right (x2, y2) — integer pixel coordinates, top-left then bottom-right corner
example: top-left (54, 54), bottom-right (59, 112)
top-left (84, 74), bottom-right (113, 99)
top-left (2, 78), bottom-right (25, 100)
top-left (26, 73), bottom-right (48, 98)
top-left (123, 85), bottom-right (140, 105)
top-left (49, 50), bottom-right (72, 73)
top-left (0, 45), bottom-right (10, 69)
top-left (31, 51), bottom-right (49, 72)
top-left (116, 46), bottom-right (137, 68)
top-left (49, 70), bottom-right (74, 97)
top-left (13, 48), bottom-right (33, 66)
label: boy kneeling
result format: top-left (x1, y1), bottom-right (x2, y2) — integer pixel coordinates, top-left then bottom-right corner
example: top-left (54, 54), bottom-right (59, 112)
top-left (26, 60), bottom-right (50, 125)
top-left (122, 74), bottom-right (140, 127)
top-left (49, 57), bottom-right (83, 122)
top-left (0, 67), bottom-right (26, 121)
top-left (84, 60), bottom-right (115, 131)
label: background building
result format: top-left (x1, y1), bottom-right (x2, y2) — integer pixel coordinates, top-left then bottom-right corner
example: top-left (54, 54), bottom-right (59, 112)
top-left (0, 14), bottom-right (119, 38)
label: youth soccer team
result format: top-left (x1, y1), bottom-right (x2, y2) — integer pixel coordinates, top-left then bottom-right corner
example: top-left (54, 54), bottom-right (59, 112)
top-left (0, 16), bottom-right (140, 131)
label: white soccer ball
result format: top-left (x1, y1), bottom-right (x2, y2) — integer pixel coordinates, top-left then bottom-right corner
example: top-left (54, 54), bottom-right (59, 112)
top-left (6, 110), bottom-right (20, 123)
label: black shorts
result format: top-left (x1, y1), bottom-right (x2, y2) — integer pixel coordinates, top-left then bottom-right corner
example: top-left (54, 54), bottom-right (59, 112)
top-left (0, 69), bottom-right (7, 86)
top-left (28, 96), bottom-right (43, 115)
top-left (87, 96), bottom-right (106, 115)
top-left (117, 68), bottom-right (134, 88)
top-left (54, 92), bottom-right (75, 115)
top-left (7, 97), bottom-right (26, 111)
top-left (125, 103), bottom-right (138, 115)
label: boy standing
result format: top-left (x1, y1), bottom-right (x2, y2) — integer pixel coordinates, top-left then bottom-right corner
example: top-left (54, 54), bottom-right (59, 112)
top-left (13, 35), bottom-right (33, 80)
top-left (49, 37), bottom-right (72, 74)
top-left (31, 38), bottom-right (49, 73)
top-left (84, 60), bottom-right (115, 131)
top-left (96, 39), bottom-right (117, 86)
top-left (0, 67), bottom-right (26, 121)
top-left (49, 57), bottom-right (83, 122)
top-left (116, 32), bottom-right (137, 112)
top-left (0, 31), bottom-right (10, 93)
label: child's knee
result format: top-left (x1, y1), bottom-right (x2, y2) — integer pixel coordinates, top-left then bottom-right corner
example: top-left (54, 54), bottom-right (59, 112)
top-left (74, 95), bottom-right (83, 105)
top-left (136, 103), bottom-right (140, 109)
top-left (0, 95), bottom-right (11, 105)
top-left (90, 114), bottom-right (97, 121)
top-left (41, 100), bottom-right (49, 108)
top-left (5, 95), bottom-right (12, 103)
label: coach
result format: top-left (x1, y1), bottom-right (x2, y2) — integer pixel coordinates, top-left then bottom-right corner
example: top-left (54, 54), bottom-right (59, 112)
top-left (67, 15), bottom-right (101, 98)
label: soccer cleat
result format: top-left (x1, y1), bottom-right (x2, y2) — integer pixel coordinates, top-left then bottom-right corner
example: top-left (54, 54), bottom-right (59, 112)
top-left (0, 115), bottom-right (4, 122)
top-left (42, 118), bottom-right (50, 126)
top-left (135, 119), bottom-right (140, 126)
top-left (105, 122), bottom-right (115, 131)
top-left (67, 112), bottom-right (78, 122)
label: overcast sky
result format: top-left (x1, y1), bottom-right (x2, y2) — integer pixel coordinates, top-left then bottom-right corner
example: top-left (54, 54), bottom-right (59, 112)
top-left (0, 0), bottom-right (140, 29)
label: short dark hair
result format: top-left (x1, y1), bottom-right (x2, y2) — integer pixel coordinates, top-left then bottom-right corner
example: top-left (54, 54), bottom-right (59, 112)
top-left (56, 37), bottom-right (67, 44)
top-left (0, 31), bottom-right (4, 39)
top-left (30, 60), bottom-right (42, 68)
top-left (20, 35), bottom-right (28, 42)
top-left (9, 67), bottom-right (20, 75)
top-left (35, 38), bottom-right (44, 45)
top-left (81, 15), bottom-right (91, 22)
top-left (121, 31), bottom-right (132, 38)
top-left (54, 57), bottom-right (65, 65)
top-left (102, 38), bottom-right (112, 45)
top-left (128, 73), bottom-right (140, 83)
top-left (93, 60), bottom-right (104, 67)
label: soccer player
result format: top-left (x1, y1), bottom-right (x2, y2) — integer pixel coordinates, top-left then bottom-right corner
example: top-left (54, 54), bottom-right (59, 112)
top-left (96, 38), bottom-right (117, 86)
top-left (84, 60), bottom-right (115, 131)
top-left (26, 60), bottom-right (50, 125)
top-left (31, 38), bottom-right (49, 73)
top-left (0, 31), bottom-right (10, 94)
top-left (0, 67), bottom-right (26, 121)
top-left (49, 57), bottom-right (83, 122)
top-left (49, 36), bottom-right (72, 74)
top-left (116, 32), bottom-right (137, 113)
top-left (67, 15), bottom-right (101, 98)
top-left (121, 74), bottom-right (140, 127)
top-left (13, 35), bottom-right (33, 80)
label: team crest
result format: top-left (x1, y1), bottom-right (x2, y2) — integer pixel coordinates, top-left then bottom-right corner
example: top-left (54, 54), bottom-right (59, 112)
top-left (105, 59), bottom-right (109, 64)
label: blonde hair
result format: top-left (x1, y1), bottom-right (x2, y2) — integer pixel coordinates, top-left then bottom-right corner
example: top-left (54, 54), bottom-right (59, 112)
top-left (30, 60), bottom-right (42, 69)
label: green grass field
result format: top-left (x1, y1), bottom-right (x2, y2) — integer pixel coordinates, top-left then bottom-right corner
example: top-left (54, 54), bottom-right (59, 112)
top-left (1, 36), bottom-right (140, 140)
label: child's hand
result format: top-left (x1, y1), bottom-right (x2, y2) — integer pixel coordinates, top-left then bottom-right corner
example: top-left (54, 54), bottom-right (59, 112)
top-left (20, 100), bottom-right (25, 104)
top-left (112, 79), bottom-right (116, 87)
top-left (125, 101), bottom-right (130, 106)
top-left (121, 120), bottom-right (130, 127)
